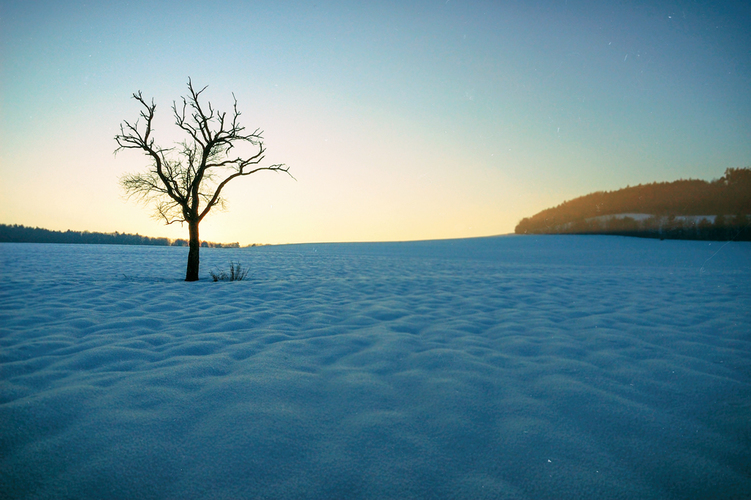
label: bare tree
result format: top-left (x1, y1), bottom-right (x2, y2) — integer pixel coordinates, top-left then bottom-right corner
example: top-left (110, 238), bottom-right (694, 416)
top-left (115, 79), bottom-right (292, 281)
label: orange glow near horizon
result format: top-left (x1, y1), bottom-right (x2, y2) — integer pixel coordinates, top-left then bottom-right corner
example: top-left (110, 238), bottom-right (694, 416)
top-left (2, 2), bottom-right (750, 245)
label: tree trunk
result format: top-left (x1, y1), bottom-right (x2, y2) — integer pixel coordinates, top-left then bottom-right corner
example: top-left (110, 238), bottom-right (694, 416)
top-left (185, 220), bottom-right (200, 281)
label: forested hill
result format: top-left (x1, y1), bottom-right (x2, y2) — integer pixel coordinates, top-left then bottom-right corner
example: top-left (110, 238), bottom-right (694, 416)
top-left (515, 167), bottom-right (751, 241)
top-left (0, 224), bottom-right (240, 248)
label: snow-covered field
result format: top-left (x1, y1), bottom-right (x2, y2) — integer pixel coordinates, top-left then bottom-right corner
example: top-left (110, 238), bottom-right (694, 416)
top-left (1, 236), bottom-right (750, 499)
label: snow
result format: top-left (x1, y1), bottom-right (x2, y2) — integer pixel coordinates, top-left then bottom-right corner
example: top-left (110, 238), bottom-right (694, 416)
top-left (1, 236), bottom-right (750, 499)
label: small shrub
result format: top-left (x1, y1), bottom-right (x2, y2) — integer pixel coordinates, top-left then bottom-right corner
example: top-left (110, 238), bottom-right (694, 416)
top-left (210, 261), bottom-right (250, 282)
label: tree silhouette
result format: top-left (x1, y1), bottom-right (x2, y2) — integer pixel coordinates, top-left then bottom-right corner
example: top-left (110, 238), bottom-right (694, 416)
top-left (115, 79), bottom-right (292, 281)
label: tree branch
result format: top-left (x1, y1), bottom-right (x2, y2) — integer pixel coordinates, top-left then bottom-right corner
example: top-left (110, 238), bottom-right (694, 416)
top-left (116, 78), bottom-right (292, 228)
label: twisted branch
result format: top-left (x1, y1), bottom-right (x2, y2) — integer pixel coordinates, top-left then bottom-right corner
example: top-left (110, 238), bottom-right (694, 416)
top-left (115, 79), bottom-right (293, 226)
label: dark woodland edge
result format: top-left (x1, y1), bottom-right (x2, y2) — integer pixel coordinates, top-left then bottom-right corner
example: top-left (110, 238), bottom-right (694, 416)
top-left (0, 224), bottom-right (253, 248)
top-left (515, 167), bottom-right (751, 241)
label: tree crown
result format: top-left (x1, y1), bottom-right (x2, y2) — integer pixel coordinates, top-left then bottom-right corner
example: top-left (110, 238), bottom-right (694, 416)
top-left (115, 78), bottom-right (292, 225)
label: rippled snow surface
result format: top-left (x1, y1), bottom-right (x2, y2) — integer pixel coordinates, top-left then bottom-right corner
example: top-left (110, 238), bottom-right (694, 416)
top-left (1, 236), bottom-right (750, 499)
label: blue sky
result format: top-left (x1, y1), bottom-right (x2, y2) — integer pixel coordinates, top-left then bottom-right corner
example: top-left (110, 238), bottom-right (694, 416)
top-left (1, 0), bottom-right (749, 244)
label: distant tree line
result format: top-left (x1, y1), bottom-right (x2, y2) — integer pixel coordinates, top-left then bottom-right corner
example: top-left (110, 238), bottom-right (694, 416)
top-left (547, 214), bottom-right (751, 241)
top-left (0, 224), bottom-right (240, 247)
top-left (515, 168), bottom-right (751, 241)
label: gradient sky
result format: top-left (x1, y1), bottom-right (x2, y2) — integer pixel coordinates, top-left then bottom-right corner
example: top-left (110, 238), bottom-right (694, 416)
top-left (2, 0), bottom-right (750, 244)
